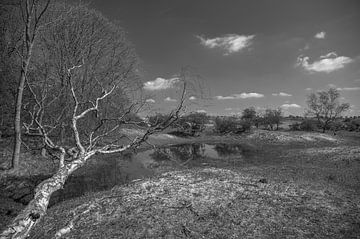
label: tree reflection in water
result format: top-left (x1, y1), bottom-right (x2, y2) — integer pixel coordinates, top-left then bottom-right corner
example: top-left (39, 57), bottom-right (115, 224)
top-left (149, 143), bottom-right (249, 166)
top-left (213, 144), bottom-right (243, 157)
top-left (150, 144), bottom-right (205, 165)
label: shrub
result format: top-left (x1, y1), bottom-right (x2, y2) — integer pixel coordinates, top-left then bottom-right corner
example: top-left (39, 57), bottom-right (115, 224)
top-left (239, 120), bottom-right (252, 132)
top-left (299, 119), bottom-right (317, 131)
top-left (344, 118), bottom-right (360, 131)
top-left (289, 119), bottom-right (317, 131)
top-left (263, 108), bottom-right (282, 130)
top-left (241, 107), bottom-right (256, 122)
top-left (214, 117), bottom-right (238, 134)
top-left (214, 117), bottom-right (250, 134)
top-left (289, 122), bottom-right (301, 131)
top-left (172, 112), bottom-right (208, 137)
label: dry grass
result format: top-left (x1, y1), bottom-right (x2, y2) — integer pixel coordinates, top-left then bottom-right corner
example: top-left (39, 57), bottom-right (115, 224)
top-left (247, 130), bottom-right (341, 144)
top-left (30, 168), bottom-right (360, 239)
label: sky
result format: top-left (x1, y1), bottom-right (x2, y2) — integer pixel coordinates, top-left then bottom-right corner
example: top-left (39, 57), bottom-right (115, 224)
top-left (91, 0), bottom-right (360, 116)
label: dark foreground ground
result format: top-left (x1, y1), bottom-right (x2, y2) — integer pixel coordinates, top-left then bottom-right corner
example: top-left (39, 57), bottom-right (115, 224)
top-left (1, 130), bottom-right (360, 238)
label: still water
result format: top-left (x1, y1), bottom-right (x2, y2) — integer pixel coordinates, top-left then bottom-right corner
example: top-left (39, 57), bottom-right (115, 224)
top-left (50, 143), bottom-right (251, 205)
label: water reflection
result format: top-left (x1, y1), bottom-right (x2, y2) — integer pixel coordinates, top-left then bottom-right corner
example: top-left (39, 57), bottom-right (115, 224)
top-left (214, 144), bottom-right (246, 157)
top-left (149, 144), bottom-right (205, 164)
top-left (49, 143), bottom-right (249, 205)
top-left (148, 143), bottom-right (247, 164)
top-left (50, 152), bottom-right (154, 206)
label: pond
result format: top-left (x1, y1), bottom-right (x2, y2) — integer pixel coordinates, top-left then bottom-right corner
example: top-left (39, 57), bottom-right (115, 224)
top-left (49, 143), bottom-right (253, 205)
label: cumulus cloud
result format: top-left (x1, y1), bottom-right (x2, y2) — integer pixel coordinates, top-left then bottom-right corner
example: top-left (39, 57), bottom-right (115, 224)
top-left (215, 92), bottom-right (264, 100)
top-left (197, 34), bottom-right (255, 55)
top-left (143, 77), bottom-right (179, 90)
top-left (215, 95), bottom-right (237, 100)
top-left (305, 88), bottom-right (312, 91)
top-left (296, 52), bottom-right (352, 73)
top-left (272, 92), bottom-right (292, 97)
top-left (281, 103), bottom-right (301, 109)
top-left (237, 93), bottom-right (264, 98)
top-left (189, 96), bottom-right (197, 100)
top-left (145, 98), bottom-right (155, 103)
top-left (314, 31), bottom-right (326, 39)
top-left (196, 109), bottom-right (207, 113)
top-left (164, 97), bottom-right (177, 102)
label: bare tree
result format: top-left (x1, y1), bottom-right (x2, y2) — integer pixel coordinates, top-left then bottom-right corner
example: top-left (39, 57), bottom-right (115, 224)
top-left (1, 3), bottom-right (188, 238)
top-left (10, 0), bottom-right (51, 169)
top-left (306, 88), bottom-right (350, 133)
top-left (263, 108), bottom-right (282, 130)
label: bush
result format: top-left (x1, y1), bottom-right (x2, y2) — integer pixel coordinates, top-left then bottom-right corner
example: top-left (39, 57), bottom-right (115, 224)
top-left (289, 122), bottom-right (301, 131)
top-left (299, 119), bottom-right (317, 131)
top-left (263, 108), bottom-right (282, 130)
top-left (214, 117), bottom-right (250, 134)
top-left (171, 112), bottom-right (208, 137)
top-left (214, 117), bottom-right (238, 134)
top-left (289, 119), bottom-right (317, 131)
top-left (239, 120), bottom-right (252, 132)
top-left (344, 118), bottom-right (360, 132)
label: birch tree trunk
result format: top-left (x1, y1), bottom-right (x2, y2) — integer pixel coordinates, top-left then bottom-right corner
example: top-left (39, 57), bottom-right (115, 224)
top-left (1, 152), bottom-right (94, 239)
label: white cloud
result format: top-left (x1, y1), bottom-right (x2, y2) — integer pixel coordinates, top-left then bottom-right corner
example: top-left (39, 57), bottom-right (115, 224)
top-left (272, 92), bottom-right (292, 97)
top-left (281, 103), bottom-right (301, 109)
top-left (145, 98), bottom-right (155, 103)
top-left (215, 92), bottom-right (264, 100)
top-left (143, 77), bottom-right (179, 90)
top-left (314, 31), bottom-right (326, 39)
top-left (296, 52), bottom-right (352, 73)
top-left (305, 88), bottom-right (312, 91)
top-left (236, 92), bottom-right (264, 98)
top-left (196, 109), bottom-right (207, 113)
top-left (337, 87), bottom-right (360, 91)
top-left (197, 34), bottom-right (255, 55)
top-left (215, 95), bottom-right (236, 100)
top-left (328, 83), bottom-right (337, 88)
top-left (225, 108), bottom-right (233, 111)
top-left (164, 97), bottom-right (177, 102)
top-left (189, 96), bottom-right (197, 100)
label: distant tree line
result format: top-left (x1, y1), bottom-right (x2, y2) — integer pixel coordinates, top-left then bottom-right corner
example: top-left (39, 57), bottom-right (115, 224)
top-left (148, 88), bottom-right (357, 136)
top-left (213, 107), bottom-right (283, 134)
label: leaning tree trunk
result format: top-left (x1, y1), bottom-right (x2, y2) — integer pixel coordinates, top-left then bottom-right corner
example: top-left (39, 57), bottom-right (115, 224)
top-left (1, 152), bottom-right (95, 239)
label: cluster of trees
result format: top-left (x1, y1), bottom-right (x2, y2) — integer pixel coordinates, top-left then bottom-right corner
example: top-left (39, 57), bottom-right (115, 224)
top-left (290, 116), bottom-right (360, 132)
top-left (213, 107), bottom-right (283, 134)
top-left (0, 1), bottom-right (187, 238)
top-left (148, 112), bottom-right (208, 136)
top-left (213, 88), bottom-right (352, 135)
top-left (290, 88), bottom-right (353, 133)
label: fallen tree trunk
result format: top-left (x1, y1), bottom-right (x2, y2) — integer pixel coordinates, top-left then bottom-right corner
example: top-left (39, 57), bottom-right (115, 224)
top-left (0, 152), bottom-right (95, 239)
